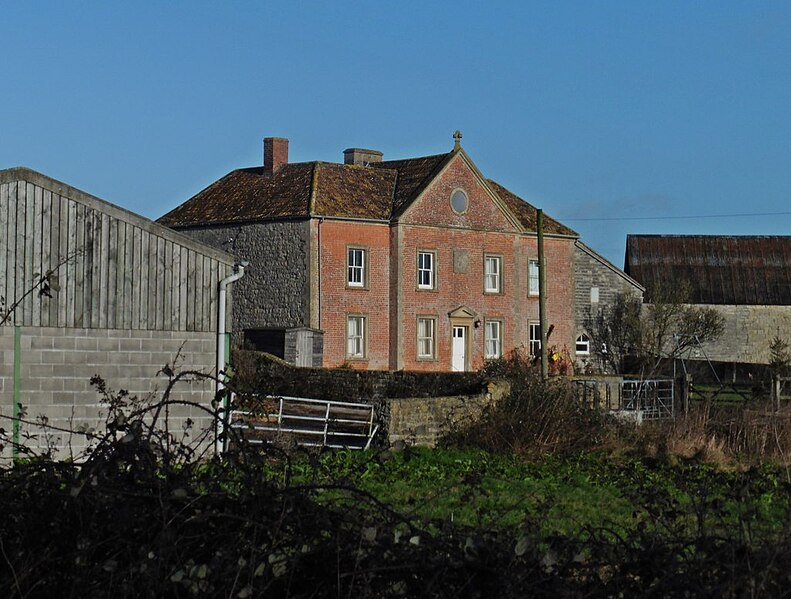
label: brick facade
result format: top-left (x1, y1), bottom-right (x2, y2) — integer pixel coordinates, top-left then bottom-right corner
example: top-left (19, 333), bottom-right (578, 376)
top-left (317, 153), bottom-right (578, 371)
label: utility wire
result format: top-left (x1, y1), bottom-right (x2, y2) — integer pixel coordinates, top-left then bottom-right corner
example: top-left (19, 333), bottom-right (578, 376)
top-left (560, 211), bottom-right (791, 222)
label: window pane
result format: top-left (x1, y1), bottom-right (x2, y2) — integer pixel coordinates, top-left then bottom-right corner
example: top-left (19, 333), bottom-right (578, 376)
top-left (529, 323), bottom-right (541, 357)
top-left (528, 260), bottom-right (539, 295)
top-left (484, 256), bottom-right (501, 292)
top-left (347, 316), bottom-right (365, 357)
top-left (417, 317), bottom-right (434, 358)
top-left (348, 249), bottom-right (364, 286)
top-left (418, 252), bottom-right (433, 288)
top-left (576, 334), bottom-right (590, 354)
top-left (485, 321), bottom-right (501, 358)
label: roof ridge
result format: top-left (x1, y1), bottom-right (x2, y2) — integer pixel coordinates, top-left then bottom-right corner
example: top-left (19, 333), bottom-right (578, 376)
top-left (309, 162), bottom-right (319, 215)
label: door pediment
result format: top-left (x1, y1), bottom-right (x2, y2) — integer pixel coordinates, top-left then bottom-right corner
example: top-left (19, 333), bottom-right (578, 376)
top-left (448, 306), bottom-right (476, 319)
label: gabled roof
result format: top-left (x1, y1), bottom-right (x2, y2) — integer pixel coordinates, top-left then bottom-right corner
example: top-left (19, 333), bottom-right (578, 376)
top-left (1, 167), bottom-right (234, 264)
top-left (487, 179), bottom-right (576, 236)
top-left (625, 235), bottom-right (791, 305)
top-left (158, 147), bottom-right (575, 238)
top-left (369, 152), bottom-right (452, 217)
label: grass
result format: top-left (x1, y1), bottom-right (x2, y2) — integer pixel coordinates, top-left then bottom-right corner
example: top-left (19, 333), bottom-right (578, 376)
top-left (278, 447), bottom-right (791, 544)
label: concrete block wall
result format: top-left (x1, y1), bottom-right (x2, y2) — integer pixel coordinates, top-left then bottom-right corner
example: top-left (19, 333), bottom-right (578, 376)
top-left (0, 326), bottom-right (219, 459)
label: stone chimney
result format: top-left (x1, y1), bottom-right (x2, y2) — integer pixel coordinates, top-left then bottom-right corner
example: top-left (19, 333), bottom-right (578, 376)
top-left (263, 137), bottom-right (289, 175)
top-left (343, 148), bottom-right (383, 166)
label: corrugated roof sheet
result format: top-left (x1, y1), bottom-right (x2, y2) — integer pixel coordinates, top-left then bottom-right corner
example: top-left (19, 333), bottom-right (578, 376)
top-left (158, 150), bottom-right (575, 238)
top-left (625, 235), bottom-right (791, 305)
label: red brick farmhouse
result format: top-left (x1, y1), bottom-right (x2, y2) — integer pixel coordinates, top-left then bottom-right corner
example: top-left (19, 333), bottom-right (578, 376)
top-left (160, 134), bottom-right (625, 371)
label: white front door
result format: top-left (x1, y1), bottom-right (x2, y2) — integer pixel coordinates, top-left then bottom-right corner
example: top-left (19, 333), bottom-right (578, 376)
top-left (452, 326), bottom-right (466, 371)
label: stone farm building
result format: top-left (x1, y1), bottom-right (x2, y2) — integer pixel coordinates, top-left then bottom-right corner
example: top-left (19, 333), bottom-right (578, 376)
top-left (625, 234), bottom-right (791, 367)
top-left (0, 167), bottom-right (236, 457)
top-left (160, 134), bottom-right (640, 372)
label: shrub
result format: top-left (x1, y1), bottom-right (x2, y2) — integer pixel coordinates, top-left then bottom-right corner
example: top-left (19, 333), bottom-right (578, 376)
top-left (441, 351), bottom-right (611, 456)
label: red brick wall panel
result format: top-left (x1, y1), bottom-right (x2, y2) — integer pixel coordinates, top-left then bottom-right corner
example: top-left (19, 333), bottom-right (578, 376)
top-left (318, 220), bottom-right (390, 369)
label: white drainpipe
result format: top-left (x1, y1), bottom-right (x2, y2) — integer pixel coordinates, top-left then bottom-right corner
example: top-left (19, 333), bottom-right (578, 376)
top-left (216, 261), bottom-right (247, 454)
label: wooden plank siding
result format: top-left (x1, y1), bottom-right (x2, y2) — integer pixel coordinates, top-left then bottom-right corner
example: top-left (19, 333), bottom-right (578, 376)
top-left (0, 170), bottom-right (234, 332)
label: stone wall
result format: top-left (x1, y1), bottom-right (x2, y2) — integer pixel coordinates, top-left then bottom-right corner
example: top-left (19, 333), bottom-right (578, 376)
top-left (0, 326), bottom-right (219, 459)
top-left (178, 221), bottom-right (311, 344)
top-left (388, 394), bottom-right (492, 446)
top-left (573, 242), bottom-right (643, 371)
top-left (693, 304), bottom-right (791, 364)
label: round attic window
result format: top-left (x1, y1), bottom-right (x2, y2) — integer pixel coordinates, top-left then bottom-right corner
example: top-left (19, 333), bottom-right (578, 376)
top-left (450, 189), bottom-right (468, 214)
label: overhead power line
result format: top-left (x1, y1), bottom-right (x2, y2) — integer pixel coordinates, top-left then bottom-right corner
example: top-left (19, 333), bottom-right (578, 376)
top-left (560, 211), bottom-right (791, 222)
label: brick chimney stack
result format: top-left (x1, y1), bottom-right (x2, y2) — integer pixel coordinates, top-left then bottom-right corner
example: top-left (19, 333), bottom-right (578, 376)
top-left (263, 137), bottom-right (289, 175)
top-left (343, 148), bottom-right (383, 166)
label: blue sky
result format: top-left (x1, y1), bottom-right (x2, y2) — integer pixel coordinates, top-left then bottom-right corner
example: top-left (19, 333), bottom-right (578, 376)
top-left (3, 1), bottom-right (791, 266)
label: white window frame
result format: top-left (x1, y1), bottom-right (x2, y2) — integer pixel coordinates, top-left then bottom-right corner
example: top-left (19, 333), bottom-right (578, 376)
top-left (416, 316), bottom-right (436, 359)
top-left (347, 247), bottom-right (366, 288)
top-left (484, 319), bottom-right (503, 359)
top-left (528, 259), bottom-right (540, 296)
top-left (417, 251), bottom-right (435, 290)
top-left (346, 314), bottom-right (366, 359)
top-left (484, 254), bottom-right (502, 293)
top-left (529, 321), bottom-right (541, 358)
top-left (576, 334), bottom-right (590, 355)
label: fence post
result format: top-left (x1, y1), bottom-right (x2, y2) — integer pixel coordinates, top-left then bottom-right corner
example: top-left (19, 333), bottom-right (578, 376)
top-left (774, 376), bottom-right (781, 412)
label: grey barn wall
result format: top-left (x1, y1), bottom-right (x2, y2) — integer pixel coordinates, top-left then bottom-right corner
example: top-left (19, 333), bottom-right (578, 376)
top-left (174, 221), bottom-right (311, 343)
top-left (692, 305), bottom-right (791, 364)
top-left (0, 170), bottom-right (235, 332)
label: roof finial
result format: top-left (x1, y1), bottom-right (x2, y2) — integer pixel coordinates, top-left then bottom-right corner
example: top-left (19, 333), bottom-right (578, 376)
top-left (453, 130), bottom-right (462, 150)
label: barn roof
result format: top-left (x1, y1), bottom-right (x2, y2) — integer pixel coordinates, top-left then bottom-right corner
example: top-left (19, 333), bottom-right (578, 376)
top-left (625, 235), bottom-right (791, 305)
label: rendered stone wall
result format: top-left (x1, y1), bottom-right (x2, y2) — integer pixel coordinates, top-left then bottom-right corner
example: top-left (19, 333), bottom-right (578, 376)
top-left (177, 221), bottom-right (311, 343)
top-left (0, 326), bottom-right (219, 459)
top-left (692, 304), bottom-right (791, 364)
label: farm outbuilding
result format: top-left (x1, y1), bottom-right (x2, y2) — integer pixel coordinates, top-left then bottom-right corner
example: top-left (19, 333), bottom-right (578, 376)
top-left (0, 167), bottom-right (237, 458)
top-left (625, 234), bottom-right (791, 366)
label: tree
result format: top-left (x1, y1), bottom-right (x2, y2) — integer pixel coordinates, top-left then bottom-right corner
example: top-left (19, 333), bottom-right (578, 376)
top-left (769, 335), bottom-right (790, 378)
top-left (584, 282), bottom-right (725, 376)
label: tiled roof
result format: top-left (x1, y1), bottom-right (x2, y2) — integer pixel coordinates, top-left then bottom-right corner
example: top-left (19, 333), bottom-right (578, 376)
top-left (311, 162), bottom-right (396, 220)
top-left (487, 179), bottom-right (576, 236)
top-left (159, 151), bottom-right (575, 238)
top-left (158, 163), bottom-right (314, 226)
top-left (370, 153), bottom-right (452, 216)
top-left (625, 235), bottom-right (791, 305)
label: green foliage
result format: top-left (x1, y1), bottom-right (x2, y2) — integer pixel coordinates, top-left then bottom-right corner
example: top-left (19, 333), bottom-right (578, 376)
top-left (769, 335), bottom-right (790, 378)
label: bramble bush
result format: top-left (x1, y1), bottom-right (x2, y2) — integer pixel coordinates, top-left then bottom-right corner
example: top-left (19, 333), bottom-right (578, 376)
top-left (5, 357), bottom-right (791, 596)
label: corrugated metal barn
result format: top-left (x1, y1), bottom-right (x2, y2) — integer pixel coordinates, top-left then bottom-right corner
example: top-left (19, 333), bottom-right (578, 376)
top-left (0, 167), bottom-right (236, 458)
top-left (625, 235), bottom-right (791, 364)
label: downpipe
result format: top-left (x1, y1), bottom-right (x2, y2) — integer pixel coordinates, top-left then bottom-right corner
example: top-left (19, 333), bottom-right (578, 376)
top-left (216, 261), bottom-right (248, 455)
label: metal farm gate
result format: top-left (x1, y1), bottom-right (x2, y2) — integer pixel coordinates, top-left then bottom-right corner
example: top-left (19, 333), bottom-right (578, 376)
top-left (229, 395), bottom-right (378, 450)
top-left (575, 378), bottom-right (675, 420)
